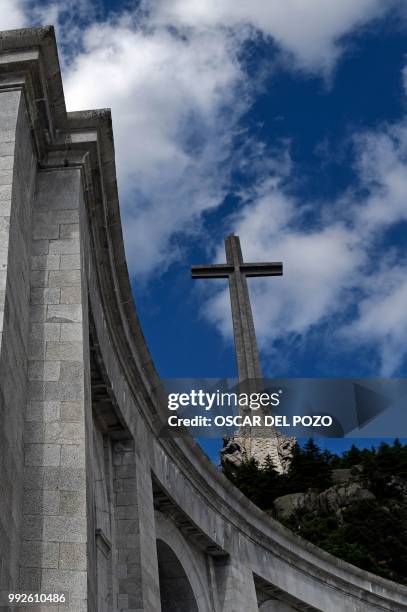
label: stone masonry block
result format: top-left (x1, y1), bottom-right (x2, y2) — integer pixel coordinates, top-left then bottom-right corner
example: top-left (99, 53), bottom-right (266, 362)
top-left (20, 541), bottom-right (59, 569)
top-left (19, 567), bottom-right (41, 591)
top-left (45, 422), bottom-right (84, 445)
top-left (0, 141), bottom-right (15, 155)
top-left (28, 341), bottom-right (46, 360)
top-left (0, 88), bottom-right (21, 121)
top-left (28, 380), bottom-right (46, 401)
top-left (26, 401), bottom-right (60, 422)
top-left (49, 239), bottom-right (80, 255)
top-left (43, 467), bottom-right (86, 492)
top-left (44, 381), bottom-right (84, 401)
top-left (59, 361), bottom-right (83, 382)
top-left (0, 184), bottom-right (12, 201)
top-left (31, 287), bottom-right (60, 304)
top-left (23, 467), bottom-right (45, 491)
top-left (0, 214), bottom-right (10, 241)
top-left (115, 506), bottom-right (139, 520)
top-left (30, 322), bottom-right (61, 341)
top-left (41, 569), bottom-right (87, 599)
top-left (118, 578), bottom-right (142, 598)
top-left (115, 465), bottom-right (137, 479)
top-left (60, 286), bottom-right (82, 305)
top-left (51, 210), bottom-right (79, 224)
top-left (0, 154), bottom-right (14, 169)
top-left (48, 270), bottom-right (81, 287)
top-left (31, 255), bottom-right (60, 270)
top-left (121, 478), bottom-right (138, 492)
top-left (47, 304), bottom-right (82, 323)
top-left (59, 223), bottom-right (79, 239)
top-left (59, 491), bottom-right (86, 515)
top-left (43, 516), bottom-right (87, 543)
top-left (60, 254), bottom-right (81, 270)
top-left (23, 489), bottom-right (60, 515)
top-left (60, 401), bottom-right (83, 422)
top-left (25, 444), bottom-right (61, 467)
top-left (0, 169), bottom-right (12, 185)
top-left (60, 444), bottom-right (86, 468)
top-left (46, 341), bottom-right (83, 361)
top-left (30, 270), bottom-right (49, 287)
top-left (116, 492), bottom-right (138, 506)
top-left (22, 515), bottom-right (43, 541)
top-left (32, 239), bottom-right (50, 255)
top-left (0, 199), bottom-right (11, 215)
top-left (28, 361), bottom-right (61, 382)
top-left (117, 595), bottom-right (129, 610)
top-left (32, 217), bottom-right (59, 239)
top-left (115, 534), bottom-right (138, 550)
top-left (115, 519), bottom-right (138, 535)
top-left (30, 304), bottom-right (47, 322)
top-left (23, 421), bottom-right (45, 443)
top-left (59, 543), bottom-right (87, 570)
top-left (60, 323), bottom-right (82, 341)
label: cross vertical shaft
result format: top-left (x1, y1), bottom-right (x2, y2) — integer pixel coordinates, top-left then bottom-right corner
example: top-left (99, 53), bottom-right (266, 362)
top-left (225, 235), bottom-right (262, 382)
top-left (191, 234), bottom-right (283, 383)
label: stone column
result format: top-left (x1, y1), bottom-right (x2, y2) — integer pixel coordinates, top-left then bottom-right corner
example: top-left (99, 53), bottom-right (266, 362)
top-left (20, 167), bottom-right (92, 611)
top-left (214, 555), bottom-right (259, 612)
top-left (113, 428), bottom-right (162, 611)
top-left (0, 88), bottom-right (36, 592)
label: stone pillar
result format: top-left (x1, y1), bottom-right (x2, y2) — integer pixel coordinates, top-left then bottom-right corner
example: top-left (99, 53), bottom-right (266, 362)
top-left (0, 88), bottom-right (36, 592)
top-left (113, 428), bottom-right (161, 611)
top-left (214, 556), bottom-right (259, 612)
top-left (20, 167), bottom-right (92, 611)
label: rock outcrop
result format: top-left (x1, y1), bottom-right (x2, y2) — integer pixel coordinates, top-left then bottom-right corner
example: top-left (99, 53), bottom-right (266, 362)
top-left (273, 465), bottom-right (376, 519)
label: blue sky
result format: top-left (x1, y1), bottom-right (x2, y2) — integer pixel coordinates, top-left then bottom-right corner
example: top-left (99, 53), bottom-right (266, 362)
top-left (4, 0), bottom-right (407, 459)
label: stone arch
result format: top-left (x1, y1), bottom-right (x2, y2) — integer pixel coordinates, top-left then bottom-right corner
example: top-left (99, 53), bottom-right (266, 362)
top-left (157, 539), bottom-right (199, 612)
top-left (155, 511), bottom-right (213, 612)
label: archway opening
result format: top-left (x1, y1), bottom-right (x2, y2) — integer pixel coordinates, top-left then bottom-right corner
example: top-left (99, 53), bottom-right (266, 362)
top-left (156, 539), bottom-right (199, 612)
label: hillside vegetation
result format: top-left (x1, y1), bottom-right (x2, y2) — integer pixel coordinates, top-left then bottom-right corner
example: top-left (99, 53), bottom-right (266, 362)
top-left (222, 439), bottom-right (407, 585)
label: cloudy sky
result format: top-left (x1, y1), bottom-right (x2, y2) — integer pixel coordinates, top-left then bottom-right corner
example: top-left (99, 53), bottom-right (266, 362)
top-left (3, 0), bottom-right (407, 383)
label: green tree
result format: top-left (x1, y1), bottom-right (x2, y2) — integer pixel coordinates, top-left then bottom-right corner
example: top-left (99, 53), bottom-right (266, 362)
top-left (287, 439), bottom-right (332, 492)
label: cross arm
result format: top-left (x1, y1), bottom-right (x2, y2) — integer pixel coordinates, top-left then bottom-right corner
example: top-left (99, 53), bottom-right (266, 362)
top-left (191, 264), bottom-right (233, 279)
top-left (240, 262), bottom-right (283, 277)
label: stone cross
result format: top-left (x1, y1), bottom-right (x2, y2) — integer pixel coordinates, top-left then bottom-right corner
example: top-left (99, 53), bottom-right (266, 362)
top-left (191, 234), bottom-right (283, 382)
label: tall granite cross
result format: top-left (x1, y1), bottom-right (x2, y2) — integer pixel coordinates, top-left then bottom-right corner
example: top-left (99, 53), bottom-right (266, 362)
top-left (191, 234), bottom-right (283, 382)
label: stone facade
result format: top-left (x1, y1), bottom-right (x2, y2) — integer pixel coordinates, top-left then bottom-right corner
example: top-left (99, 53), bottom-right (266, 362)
top-left (0, 26), bottom-right (406, 612)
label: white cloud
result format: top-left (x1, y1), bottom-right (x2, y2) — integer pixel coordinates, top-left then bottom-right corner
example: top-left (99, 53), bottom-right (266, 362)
top-left (343, 266), bottom-right (407, 374)
top-left (63, 17), bottom-right (247, 276)
top-left (354, 120), bottom-right (407, 232)
top-left (0, 0), bottom-right (26, 29)
top-left (150, 0), bottom-right (397, 73)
